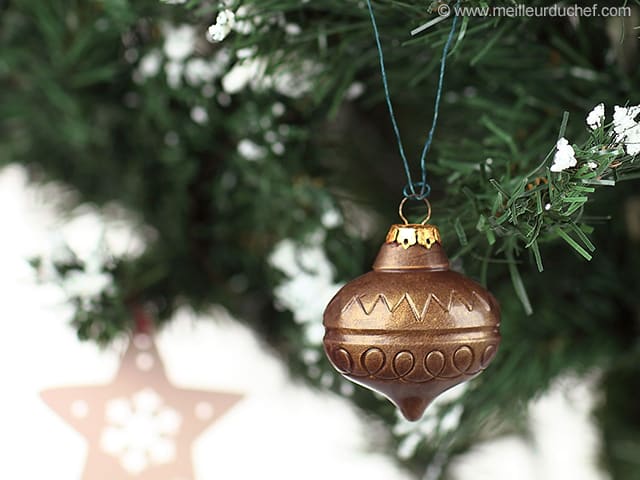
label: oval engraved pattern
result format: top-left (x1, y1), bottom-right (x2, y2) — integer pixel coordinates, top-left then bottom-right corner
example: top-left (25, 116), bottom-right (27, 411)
top-left (424, 350), bottom-right (445, 376)
top-left (453, 346), bottom-right (474, 372)
top-left (481, 344), bottom-right (497, 368)
top-left (362, 348), bottom-right (385, 375)
top-left (393, 351), bottom-right (415, 377)
top-left (332, 348), bottom-right (353, 374)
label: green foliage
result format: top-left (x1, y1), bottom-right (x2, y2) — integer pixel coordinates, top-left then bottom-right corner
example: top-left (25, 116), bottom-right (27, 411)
top-left (2, 0), bottom-right (640, 478)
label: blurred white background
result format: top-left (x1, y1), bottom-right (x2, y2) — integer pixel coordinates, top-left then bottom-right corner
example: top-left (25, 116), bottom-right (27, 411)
top-left (0, 165), bottom-right (608, 479)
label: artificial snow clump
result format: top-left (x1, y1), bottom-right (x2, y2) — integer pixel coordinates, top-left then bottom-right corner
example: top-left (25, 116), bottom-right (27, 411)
top-left (164, 61), bottom-right (183, 89)
top-left (237, 139), bottom-right (267, 161)
top-left (550, 137), bottom-right (577, 172)
top-left (162, 24), bottom-right (196, 61)
top-left (137, 26), bottom-right (230, 89)
top-left (346, 82), bottom-right (366, 100)
top-left (586, 103), bottom-right (604, 130)
top-left (184, 58), bottom-right (220, 86)
top-left (207, 10), bottom-right (236, 43)
top-left (159, 24), bottom-right (197, 88)
top-left (269, 232), bottom-right (343, 344)
top-left (222, 58), bottom-right (267, 94)
top-left (272, 59), bottom-right (323, 98)
top-left (321, 208), bottom-right (343, 229)
top-left (613, 105), bottom-right (640, 132)
top-left (613, 105), bottom-right (640, 155)
top-left (137, 50), bottom-right (162, 79)
top-left (190, 106), bottom-right (208, 124)
top-left (232, 6), bottom-right (256, 35)
top-left (284, 23), bottom-right (302, 36)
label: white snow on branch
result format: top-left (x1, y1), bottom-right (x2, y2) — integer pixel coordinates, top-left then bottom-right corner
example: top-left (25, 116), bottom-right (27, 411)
top-left (550, 137), bottom-right (577, 172)
top-left (162, 24), bottom-right (196, 62)
top-left (207, 10), bottom-right (236, 43)
top-left (613, 104), bottom-right (640, 155)
top-left (585, 103), bottom-right (604, 130)
top-left (269, 231), bottom-right (342, 345)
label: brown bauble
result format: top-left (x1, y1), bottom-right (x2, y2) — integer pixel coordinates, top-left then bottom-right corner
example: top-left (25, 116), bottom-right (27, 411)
top-left (323, 223), bottom-right (501, 421)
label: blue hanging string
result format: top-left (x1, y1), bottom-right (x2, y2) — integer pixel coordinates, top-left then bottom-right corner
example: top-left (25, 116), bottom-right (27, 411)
top-left (365, 0), bottom-right (461, 200)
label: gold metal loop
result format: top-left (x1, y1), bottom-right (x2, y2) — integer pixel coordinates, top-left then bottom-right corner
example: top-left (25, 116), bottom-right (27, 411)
top-left (398, 197), bottom-right (432, 225)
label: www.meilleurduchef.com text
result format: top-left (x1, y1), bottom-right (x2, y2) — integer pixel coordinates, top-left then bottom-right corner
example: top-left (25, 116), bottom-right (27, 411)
top-left (436, 4), bottom-right (632, 18)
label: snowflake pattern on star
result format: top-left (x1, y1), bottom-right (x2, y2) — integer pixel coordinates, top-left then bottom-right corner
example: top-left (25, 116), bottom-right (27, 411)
top-left (40, 330), bottom-right (242, 479)
top-left (100, 388), bottom-right (183, 474)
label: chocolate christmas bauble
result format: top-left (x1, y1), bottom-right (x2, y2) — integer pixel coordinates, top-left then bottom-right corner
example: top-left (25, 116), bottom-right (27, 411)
top-left (323, 221), bottom-right (501, 421)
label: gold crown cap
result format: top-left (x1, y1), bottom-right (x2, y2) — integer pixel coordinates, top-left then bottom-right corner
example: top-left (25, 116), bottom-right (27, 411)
top-left (385, 224), bottom-right (441, 250)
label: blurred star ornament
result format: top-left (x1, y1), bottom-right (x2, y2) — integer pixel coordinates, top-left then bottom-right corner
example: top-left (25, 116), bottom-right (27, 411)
top-left (323, 199), bottom-right (501, 421)
top-left (41, 310), bottom-right (242, 479)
